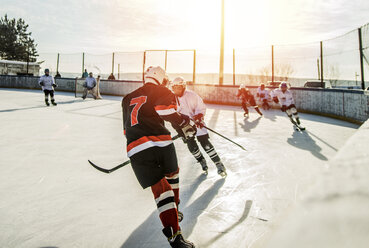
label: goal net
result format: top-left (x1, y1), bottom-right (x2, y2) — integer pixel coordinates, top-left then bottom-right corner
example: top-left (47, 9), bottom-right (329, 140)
top-left (75, 77), bottom-right (102, 99)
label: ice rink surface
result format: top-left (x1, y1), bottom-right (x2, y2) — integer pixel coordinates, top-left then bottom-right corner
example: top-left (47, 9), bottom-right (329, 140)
top-left (0, 88), bottom-right (359, 248)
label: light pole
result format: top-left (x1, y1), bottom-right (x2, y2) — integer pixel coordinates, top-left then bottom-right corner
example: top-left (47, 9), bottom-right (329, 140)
top-left (219, 0), bottom-right (225, 85)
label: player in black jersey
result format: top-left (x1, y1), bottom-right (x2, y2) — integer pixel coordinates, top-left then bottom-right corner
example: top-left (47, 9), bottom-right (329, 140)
top-left (122, 66), bottom-right (196, 248)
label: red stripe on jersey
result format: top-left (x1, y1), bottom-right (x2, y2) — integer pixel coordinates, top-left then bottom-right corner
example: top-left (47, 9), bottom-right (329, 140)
top-left (154, 104), bottom-right (177, 111)
top-left (127, 135), bottom-right (172, 152)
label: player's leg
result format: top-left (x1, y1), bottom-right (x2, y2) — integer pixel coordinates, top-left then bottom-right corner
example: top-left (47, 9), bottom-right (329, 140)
top-left (198, 134), bottom-right (226, 176)
top-left (82, 88), bottom-right (88, 99)
top-left (250, 98), bottom-right (263, 116)
top-left (50, 90), bottom-right (57, 105)
top-left (289, 105), bottom-right (300, 124)
top-left (43, 90), bottom-right (50, 106)
top-left (285, 108), bottom-right (296, 125)
top-left (186, 137), bottom-right (208, 172)
top-left (241, 101), bottom-right (249, 117)
top-left (159, 145), bottom-right (195, 247)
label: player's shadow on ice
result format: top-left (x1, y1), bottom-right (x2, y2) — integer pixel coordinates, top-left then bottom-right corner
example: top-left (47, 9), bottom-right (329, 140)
top-left (239, 116), bottom-right (262, 132)
top-left (0, 99), bottom-right (85, 113)
top-left (120, 175), bottom-right (225, 248)
top-left (287, 130), bottom-right (328, 161)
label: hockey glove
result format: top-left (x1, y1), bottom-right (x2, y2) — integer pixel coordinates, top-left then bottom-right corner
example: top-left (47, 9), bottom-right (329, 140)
top-left (193, 113), bottom-right (205, 128)
top-left (178, 115), bottom-right (197, 140)
top-left (52, 83), bottom-right (57, 88)
top-left (273, 97), bottom-right (279, 103)
top-left (281, 105), bottom-right (287, 112)
top-left (40, 82), bottom-right (45, 86)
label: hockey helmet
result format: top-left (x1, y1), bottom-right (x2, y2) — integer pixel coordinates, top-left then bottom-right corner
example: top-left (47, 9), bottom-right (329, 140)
top-left (144, 66), bottom-right (168, 85)
top-left (171, 76), bottom-right (186, 86)
top-left (239, 84), bottom-right (246, 89)
top-left (280, 82), bottom-right (288, 88)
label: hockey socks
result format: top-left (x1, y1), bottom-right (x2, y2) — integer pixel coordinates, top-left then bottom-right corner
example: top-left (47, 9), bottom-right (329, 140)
top-left (151, 178), bottom-right (179, 233)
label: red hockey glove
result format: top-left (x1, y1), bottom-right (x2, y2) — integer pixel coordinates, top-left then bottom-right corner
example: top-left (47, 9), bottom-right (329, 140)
top-left (273, 96), bottom-right (279, 103)
top-left (281, 105), bottom-right (287, 112)
top-left (193, 113), bottom-right (205, 128)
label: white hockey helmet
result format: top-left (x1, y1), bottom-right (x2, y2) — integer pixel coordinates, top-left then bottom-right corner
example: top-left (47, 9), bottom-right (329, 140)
top-left (144, 66), bottom-right (168, 85)
top-left (171, 76), bottom-right (186, 86)
top-left (239, 84), bottom-right (246, 89)
top-left (280, 81), bottom-right (288, 89)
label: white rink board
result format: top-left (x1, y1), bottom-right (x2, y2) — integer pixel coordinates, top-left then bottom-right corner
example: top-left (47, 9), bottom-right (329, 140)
top-left (0, 88), bottom-right (360, 248)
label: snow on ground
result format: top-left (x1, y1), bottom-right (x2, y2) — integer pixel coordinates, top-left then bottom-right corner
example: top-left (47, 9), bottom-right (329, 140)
top-left (0, 88), bottom-right (359, 248)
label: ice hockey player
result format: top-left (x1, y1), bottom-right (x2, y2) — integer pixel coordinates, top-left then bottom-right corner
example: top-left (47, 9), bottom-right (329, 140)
top-left (82, 72), bottom-right (97, 100)
top-left (272, 82), bottom-right (304, 129)
top-left (256, 83), bottom-right (270, 110)
top-left (122, 66), bottom-right (196, 248)
top-left (171, 77), bottom-right (227, 177)
top-left (39, 68), bottom-right (57, 106)
top-left (236, 84), bottom-right (263, 117)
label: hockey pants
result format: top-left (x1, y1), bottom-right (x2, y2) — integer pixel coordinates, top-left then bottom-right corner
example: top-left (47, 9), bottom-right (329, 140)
top-left (43, 90), bottom-right (55, 103)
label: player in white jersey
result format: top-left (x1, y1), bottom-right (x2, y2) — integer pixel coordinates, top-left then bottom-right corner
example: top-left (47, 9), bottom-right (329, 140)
top-left (82, 72), bottom-right (98, 99)
top-left (257, 83), bottom-right (270, 110)
top-left (272, 82), bottom-right (303, 127)
top-left (171, 77), bottom-right (227, 177)
top-left (39, 68), bottom-right (57, 106)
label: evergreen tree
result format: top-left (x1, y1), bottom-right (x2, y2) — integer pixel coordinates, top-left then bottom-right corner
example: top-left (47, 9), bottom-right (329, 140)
top-left (0, 14), bottom-right (38, 62)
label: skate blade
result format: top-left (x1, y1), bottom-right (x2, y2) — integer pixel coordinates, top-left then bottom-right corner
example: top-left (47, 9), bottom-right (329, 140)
top-left (202, 170), bottom-right (208, 175)
top-left (218, 171), bottom-right (227, 178)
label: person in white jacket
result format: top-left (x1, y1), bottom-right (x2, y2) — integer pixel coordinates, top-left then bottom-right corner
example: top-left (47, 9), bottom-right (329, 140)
top-left (39, 68), bottom-right (57, 106)
top-left (171, 77), bottom-right (227, 177)
top-left (272, 82), bottom-right (302, 127)
top-left (82, 72), bottom-right (98, 99)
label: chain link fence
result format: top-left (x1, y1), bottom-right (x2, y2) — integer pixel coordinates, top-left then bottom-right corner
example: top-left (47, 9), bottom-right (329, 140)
top-left (35, 22), bottom-right (369, 89)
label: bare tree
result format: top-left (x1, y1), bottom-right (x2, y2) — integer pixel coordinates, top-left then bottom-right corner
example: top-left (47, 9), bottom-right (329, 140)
top-left (275, 63), bottom-right (294, 82)
top-left (258, 66), bottom-right (270, 83)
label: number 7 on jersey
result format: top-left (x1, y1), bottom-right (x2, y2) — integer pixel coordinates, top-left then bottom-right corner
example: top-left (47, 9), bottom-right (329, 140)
top-left (130, 96), bottom-right (147, 126)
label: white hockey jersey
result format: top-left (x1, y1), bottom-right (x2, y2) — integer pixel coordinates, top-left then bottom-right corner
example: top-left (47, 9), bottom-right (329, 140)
top-left (39, 75), bottom-right (55, 91)
top-left (257, 87), bottom-right (270, 100)
top-left (272, 89), bottom-right (295, 106)
top-left (175, 89), bottom-right (208, 136)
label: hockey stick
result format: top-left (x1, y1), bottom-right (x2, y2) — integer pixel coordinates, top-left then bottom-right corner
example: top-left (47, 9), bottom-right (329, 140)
top-left (88, 134), bottom-right (180, 174)
top-left (202, 124), bottom-right (247, 151)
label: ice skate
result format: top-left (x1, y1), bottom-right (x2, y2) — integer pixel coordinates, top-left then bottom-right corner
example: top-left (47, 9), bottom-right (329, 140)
top-left (199, 158), bottom-right (208, 175)
top-left (178, 210), bottom-right (183, 222)
top-left (51, 100), bottom-right (57, 106)
top-left (216, 162), bottom-right (227, 178)
top-left (163, 226), bottom-right (195, 248)
top-left (45, 100), bottom-right (50, 106)
top-left (243, 112), bottom-right (249, 118)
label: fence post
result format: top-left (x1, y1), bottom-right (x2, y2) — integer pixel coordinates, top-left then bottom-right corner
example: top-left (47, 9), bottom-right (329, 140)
top-left (233, 48), bottom-right (235, 85)
top-left (193, 50), bottom-right (196, 84)
top-left (320, 41), bottom-right (324, 84)
top-left (56, 53), bottom-right (60, 74)
top-left (142, 51), bottom-right (146, 82)
top-left (118, 63), bottom-right (120, 80)
top-left (112, 52), bottom-right (115, 75)
top-left (165, 50), bottom-right (168, 71)
top-left (82, 52), bottom-right (85, 75)
top-left (271, 45), bottom-right (274, 83)
top-left (358, 27), bottom-right (365, 90)
top-left (219, 0), bottom-right (224, 85)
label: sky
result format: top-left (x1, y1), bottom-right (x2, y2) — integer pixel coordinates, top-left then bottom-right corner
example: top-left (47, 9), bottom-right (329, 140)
top-left (1, 0), bottom-right (369, 77)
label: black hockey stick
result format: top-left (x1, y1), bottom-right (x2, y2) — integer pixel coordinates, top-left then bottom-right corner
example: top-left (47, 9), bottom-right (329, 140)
top-left (203, 124), bottom-right (247, 151)
top-left (88, 135), bottom-right (180, 174)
